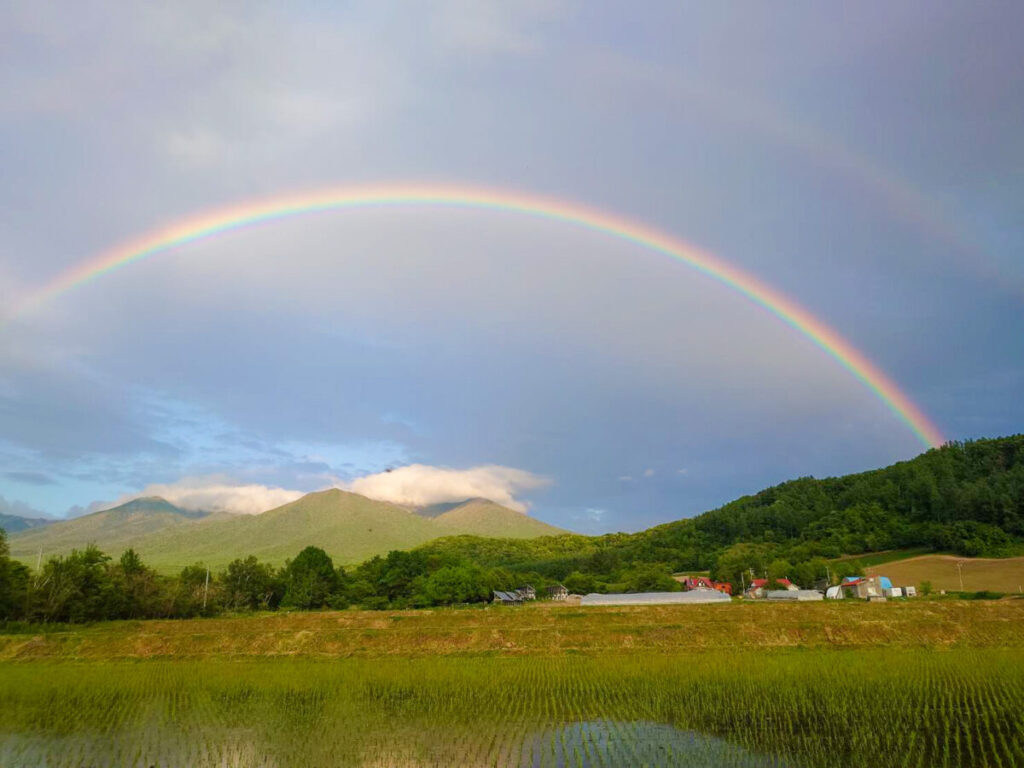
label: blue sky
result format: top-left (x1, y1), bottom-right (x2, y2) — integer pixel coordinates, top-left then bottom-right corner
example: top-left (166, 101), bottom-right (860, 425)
top-left (1, 2), bottom-right (1022, 532)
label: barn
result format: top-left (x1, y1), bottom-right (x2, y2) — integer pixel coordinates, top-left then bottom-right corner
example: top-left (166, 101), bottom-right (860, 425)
top-left (492, 590), bottom-right (522, 605)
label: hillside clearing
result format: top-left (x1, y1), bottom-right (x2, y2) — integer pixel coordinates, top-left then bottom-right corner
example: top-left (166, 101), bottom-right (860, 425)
top-left (867, 554), bottom-right (1024, 593)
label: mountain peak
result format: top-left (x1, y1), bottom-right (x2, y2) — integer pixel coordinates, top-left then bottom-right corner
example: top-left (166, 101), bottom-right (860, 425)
top-left (101, 496), bottom-right (208, 520)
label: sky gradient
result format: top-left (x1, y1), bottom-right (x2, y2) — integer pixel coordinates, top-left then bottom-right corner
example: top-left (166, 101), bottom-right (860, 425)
top-left (2, 2), bottom-right (1022, 532)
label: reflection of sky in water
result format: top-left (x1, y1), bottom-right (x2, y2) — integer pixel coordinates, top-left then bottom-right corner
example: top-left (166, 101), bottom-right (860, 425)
top-left (0, 720), bottom-right (792, 767)
top-left (521, 720), bottom-right (790, 768)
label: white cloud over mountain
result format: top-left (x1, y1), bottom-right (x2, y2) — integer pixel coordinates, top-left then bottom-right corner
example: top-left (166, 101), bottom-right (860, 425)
top-left (346, 464), bottom-right (550, 513)
top-left (110, 464), bottom-right (549, 516)
top-left (112, 477), bottom-right (304, 516)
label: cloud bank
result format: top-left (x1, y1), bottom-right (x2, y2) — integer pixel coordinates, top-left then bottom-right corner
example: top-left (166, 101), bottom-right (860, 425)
top-left (114, 477), bottom-right (304, 516)
top-left (346, 464), bottom-right (550, 513)
top-left (107, 464), bottom-right (548, 516)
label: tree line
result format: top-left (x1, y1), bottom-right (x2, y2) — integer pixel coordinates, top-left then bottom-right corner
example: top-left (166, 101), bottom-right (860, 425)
top-left (0, 532), bottom-right (571, 623)
top-left (2, 436), bottom-right (1022, 623)
top-left (410, 436), bottom-right (1024, 593)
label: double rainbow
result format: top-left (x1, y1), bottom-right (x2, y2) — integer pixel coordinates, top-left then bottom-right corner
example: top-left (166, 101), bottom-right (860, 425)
top-left (9, 183), bottom-right (944, 448)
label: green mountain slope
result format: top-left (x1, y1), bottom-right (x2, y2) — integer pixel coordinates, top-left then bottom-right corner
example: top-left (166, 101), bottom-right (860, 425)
top-left (431, 499), bottom-right (565, 538)
top-left (413, 435), bottom-right (1024, 589)
top-left (8, 497), bottom-right (212, 562)
top-left (0, 513), bottom-right (52, 535)
top-left (8, 489), bottom-right (567, 573)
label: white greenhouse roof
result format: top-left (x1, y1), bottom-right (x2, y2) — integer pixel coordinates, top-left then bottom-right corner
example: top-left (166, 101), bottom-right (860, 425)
top-left (765, 589), bottom-right (824, 601)
top-left (580, 590), bottom-right (731, 606)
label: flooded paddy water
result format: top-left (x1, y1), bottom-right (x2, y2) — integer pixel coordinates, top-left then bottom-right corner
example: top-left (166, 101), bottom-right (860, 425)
top-left (0, 651), bottom-right (1020, 767)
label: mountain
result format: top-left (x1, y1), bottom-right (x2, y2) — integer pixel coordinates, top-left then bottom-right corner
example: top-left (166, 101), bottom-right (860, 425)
top-left (0, 513), bottom-right (53, 535)
top-left (429, 499), bottom-right (564, 538)
top-left (7, 497), bottom-right (214, 562)
top-left (415, 435), bottom-right (1024, 585)
top-left (8, 489), bottom-right (567, 573)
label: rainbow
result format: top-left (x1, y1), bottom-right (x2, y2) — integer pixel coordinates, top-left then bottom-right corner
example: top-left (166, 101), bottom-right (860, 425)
top-left (8, 183), bottom-right (944, 448)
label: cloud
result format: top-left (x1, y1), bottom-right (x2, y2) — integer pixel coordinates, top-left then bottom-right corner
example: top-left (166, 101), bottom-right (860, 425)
top-left (3, 471), bottom-right (56, 486)
top-left (346, 464), bottom-right (550, 513)
top-left (112, 476), bottom-right (304, 515)
top-left (0, 495), bottom-right (49, 520)
top-left (643, 468), bottom-right (655, 478)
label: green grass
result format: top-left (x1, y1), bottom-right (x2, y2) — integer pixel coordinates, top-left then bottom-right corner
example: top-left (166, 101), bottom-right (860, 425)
top-left (2, 603), bottom-right (1022, 766)
top-left (830, 547), bottom-right (937, 570)
top-left (1, 651), bottom-right (1021, 767)
top-left (5, 600), bottom-right (1023, 660)
top-left (867, 554), bottom-right (1024, 594)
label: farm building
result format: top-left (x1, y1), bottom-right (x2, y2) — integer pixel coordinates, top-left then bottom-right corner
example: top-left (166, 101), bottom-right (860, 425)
top-left (679, 576), bottom-right (733, 595)
top-left (766, 589), bottom-right (824, 601)
top-left (515, 585), bottom-right (537, 601)
top-left (493, 590), bottom-right (522, 605)
top-left (744, 578), bottom-right (798, 599)
top-left (837, 577), bottom-right (884, 600)
top-left (580, 590), bottom-right (731, 606)
top-left (546, 584), bottom-right (569, 601)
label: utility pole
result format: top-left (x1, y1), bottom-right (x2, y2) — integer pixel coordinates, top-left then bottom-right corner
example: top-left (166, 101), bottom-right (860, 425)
top-left (203, 566), bottom-right (210, 610)
top-left (956, 561), bottom-right (965, 592)
top-left (36, 549), bottom-right (41, 572)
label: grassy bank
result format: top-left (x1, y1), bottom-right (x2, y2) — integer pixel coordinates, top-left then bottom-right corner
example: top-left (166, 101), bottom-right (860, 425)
top-left (1, 599), bottom-right (1022, 660)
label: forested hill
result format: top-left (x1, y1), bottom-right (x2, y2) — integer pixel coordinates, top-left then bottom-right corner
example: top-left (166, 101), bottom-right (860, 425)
top-left (658, 434), bottom-right (1024, 558)
top-left (415, 436), bottom-right (1024, 590)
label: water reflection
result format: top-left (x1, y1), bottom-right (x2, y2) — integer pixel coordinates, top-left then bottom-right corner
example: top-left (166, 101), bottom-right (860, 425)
top-left (520, 720), bottom-right (789, 768)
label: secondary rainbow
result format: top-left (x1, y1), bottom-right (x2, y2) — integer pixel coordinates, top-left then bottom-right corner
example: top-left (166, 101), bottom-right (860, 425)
top-left (9, 183), bottom-right (945, 448)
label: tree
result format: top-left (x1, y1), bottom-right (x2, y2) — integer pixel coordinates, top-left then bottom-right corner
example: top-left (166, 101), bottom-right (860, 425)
top-left (626, 563), bottom-right (680, 592)
top-left (220, 556), bottom-right (280, 611)
top-left (421, 565), bottom-right (490, 605)
top-left (281, 546), bottom-right (338, 609)
top-left (711, 543), bottom-right (771, 593)
top-left (171, 564), bottom-right (216, 617)
top-left (111, 549), bottom-right (162, 619)
top-left (766, 558), bottom-right (793, 589)
top-left (0, 528), bottom-right (30, 622)
top-left (563, 571), bottom-right (595, 595)
top-left (33, 546), bottom-right (115, 623)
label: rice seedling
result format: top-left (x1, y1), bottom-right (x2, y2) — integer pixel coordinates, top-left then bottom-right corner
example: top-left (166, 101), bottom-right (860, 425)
top-left (0, 649), bottom-right (1021, 767)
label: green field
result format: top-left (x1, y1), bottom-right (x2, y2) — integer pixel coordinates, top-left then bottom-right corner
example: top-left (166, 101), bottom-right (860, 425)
top-left (1, 602), bottom-right (1023, 767)
top-left (867, 554), bottom-right (1024, 594)
top-left (1, 651), bottom-right (1021, 767)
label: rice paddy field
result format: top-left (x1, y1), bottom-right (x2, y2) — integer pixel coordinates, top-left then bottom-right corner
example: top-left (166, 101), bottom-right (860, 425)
top-left (2, 601), bottom-right (1023, 767)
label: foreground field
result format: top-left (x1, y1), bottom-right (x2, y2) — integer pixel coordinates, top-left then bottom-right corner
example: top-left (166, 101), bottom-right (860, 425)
top-left (1, 599), bottom-right (1023, 659)
top-left (2, 602), bottom-right (1022, 767)
top-left (1, 651), bottom-right (1021, 767)
top-left (867, 554), bottom-right (1024, 593)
